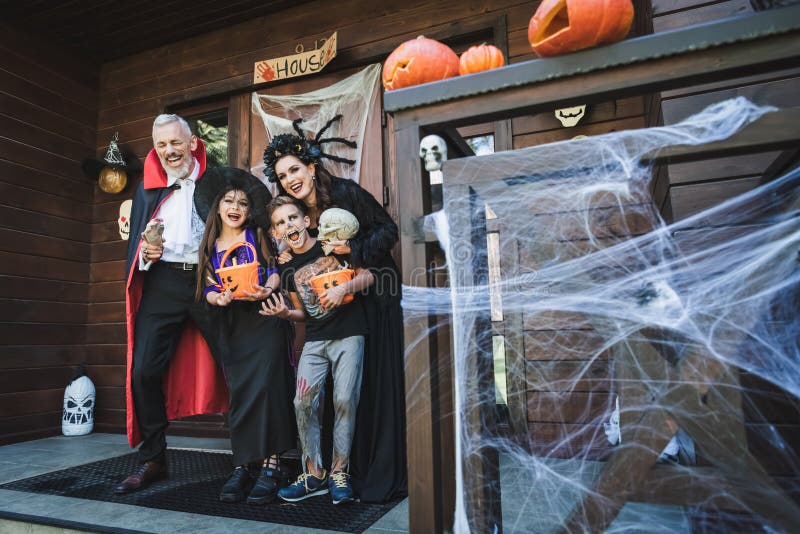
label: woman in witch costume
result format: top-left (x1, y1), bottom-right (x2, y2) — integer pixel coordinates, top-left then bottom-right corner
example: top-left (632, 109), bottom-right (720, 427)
top-left (263, 116), bottom-right (407, 503)
top-left (194, 167), bottom-right (296, 505)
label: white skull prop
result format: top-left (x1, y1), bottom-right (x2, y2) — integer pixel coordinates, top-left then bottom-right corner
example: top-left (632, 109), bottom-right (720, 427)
top-left (318, 208), bottom-right (360, 255)
top-left (419, 135), bottom-right (447, 172)
top-left (555, 105), bottom-right (587, 127)
top-left (118, 199), bottom-right (132, 240)
top-left (62, 374), bottom-right (95, 436)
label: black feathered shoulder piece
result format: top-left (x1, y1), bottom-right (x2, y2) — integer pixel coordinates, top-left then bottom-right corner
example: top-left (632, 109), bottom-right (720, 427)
top-left (329, 177), bottom-right (399, 269)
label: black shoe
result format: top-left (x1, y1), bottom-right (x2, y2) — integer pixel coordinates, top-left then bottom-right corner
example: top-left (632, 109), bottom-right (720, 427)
top-left (114, 460), bottom-right (168, 495)
top-left (247, 467), bottom-right (289, 505)
top-left (220, 466), bottom-right (253, 503)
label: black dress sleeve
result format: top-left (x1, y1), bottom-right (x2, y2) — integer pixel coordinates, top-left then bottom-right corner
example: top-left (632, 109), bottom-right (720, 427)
top-left (330, 177), bottom-right (398, 269)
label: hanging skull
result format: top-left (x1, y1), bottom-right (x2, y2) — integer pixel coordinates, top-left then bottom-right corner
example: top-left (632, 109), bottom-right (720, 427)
top-left (419, 135), bottom-right (447, 172)
top-left (555, 105), bottom-right (587, 127)
top-left (118, 199), bottom-right (132, 240)
top-left (62, 368), bottom-right (95, 436)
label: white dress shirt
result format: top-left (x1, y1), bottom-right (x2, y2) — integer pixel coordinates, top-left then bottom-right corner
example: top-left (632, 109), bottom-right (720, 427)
top-left (139, 160), bottom-right (205, 270)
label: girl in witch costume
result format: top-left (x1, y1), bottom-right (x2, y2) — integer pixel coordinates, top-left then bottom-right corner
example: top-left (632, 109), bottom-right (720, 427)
top-left (263, 116), bottom-right (407, 503)
top-left (194, 167), bottom-right (296, 505)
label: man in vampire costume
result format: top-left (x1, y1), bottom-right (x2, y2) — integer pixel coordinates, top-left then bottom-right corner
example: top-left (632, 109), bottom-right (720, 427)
top-left (115, 114), bottom-right (228, 494)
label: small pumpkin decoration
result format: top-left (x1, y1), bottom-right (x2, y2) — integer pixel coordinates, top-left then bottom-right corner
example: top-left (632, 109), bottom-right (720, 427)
top-left (528, 0), bottom-right (634, 58)
top-left (382, 36), bottom-right (460, 91)
top-left (458, 44), bottom-right (505, 75)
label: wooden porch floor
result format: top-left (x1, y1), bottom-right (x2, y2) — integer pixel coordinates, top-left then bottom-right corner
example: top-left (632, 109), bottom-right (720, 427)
top-left (0, 434), bottom-right (409, 534)
top-left (0, 434), bottom-right (695, 533)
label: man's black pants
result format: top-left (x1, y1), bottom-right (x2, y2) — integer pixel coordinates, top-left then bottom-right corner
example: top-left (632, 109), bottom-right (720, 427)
top-left (132, 262), bottom-right (223, 463)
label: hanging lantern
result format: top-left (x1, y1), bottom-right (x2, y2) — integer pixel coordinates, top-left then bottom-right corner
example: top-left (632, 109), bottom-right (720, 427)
top-left (98, 132), bottom-right (128, 194)
top-left (99, 166), bottom-right (128, 194)
top-left (62, 365), bottom-right (95, 436)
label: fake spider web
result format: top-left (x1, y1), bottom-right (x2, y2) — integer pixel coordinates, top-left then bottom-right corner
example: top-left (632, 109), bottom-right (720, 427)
top-left (251, 63), bottom-right (381, 185)
top-left (402, 97), bottom-right (800, 533)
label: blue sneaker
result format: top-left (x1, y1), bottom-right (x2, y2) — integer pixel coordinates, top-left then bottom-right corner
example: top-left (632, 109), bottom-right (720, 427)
top-left (329, 471), bottom-right (354, 505)
top-left (277, 471), bottom-right (328, 502)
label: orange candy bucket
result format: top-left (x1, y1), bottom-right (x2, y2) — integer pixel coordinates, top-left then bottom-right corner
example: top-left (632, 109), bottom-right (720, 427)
top-left (308, 269), bottom-right (355, 305)
top-left (215, 241), bottom-right (259, 299)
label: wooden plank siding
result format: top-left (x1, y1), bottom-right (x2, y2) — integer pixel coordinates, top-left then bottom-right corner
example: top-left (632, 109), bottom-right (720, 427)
top-left (0, 23), bottom-right (98, 444)
top-left (651, 2), bottom-right (800, 504)
top-left (87, 0), bottom-right (565, 439)
top-left (86, 0), bottom-right (536, 440)
top-left (2, 0), bottom-right (794, 490)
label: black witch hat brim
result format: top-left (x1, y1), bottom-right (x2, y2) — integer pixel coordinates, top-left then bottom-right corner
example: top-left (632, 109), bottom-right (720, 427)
top-left (194, 166), bottom-right (272, 227)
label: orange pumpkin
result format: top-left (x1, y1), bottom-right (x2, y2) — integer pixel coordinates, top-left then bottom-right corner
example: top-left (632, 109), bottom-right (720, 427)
top-left (382, 36), bottom-right (460, 91)
top-left (458, 44), bottom-right (505, 75)
top-left (528, 0), bottom-right (634, 57)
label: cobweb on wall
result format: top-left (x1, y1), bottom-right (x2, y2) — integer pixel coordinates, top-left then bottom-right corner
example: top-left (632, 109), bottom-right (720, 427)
top-left (251, 63), bottom-right (380, 186)
top-left (402, 98), bottom-right (800, 533)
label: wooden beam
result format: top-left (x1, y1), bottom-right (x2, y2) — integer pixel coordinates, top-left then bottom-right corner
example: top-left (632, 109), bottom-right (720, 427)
top-left (395, 124), bottom-right (447, 534)
top-left (385, 6), bottom-right (800, 118)
top-left (440, 107), bottom-right (800, 187)
top-left (389, 28), bottom-right (800, 130)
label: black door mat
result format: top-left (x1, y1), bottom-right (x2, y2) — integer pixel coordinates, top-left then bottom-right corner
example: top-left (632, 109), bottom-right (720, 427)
top-left (0, 448), bottom-right (403, 533)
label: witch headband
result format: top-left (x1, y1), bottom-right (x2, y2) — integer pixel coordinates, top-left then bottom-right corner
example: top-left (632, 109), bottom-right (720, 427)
top-left (262, 115), bottom-right (357, 183)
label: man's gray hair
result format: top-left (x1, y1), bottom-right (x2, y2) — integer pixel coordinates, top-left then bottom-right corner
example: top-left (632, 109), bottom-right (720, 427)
top-left (152, 114), bottom-right (192, 140)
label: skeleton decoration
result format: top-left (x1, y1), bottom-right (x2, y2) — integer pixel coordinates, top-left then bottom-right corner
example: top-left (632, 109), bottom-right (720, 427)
top-left (118, 199), bottom-right (132, 240)
top-left (555, 104), bottom-right (587, 127)
top-left (62, 366), bottom-right (95, 436)
top-left (603, 395), bottom-right (621, 445)
top-left (318, 208), bottom-right (360, 255)
top-left (419, 134), bottom-right (447, 172)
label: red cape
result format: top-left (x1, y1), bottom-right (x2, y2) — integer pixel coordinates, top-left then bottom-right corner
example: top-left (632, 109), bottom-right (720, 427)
top-left (125, 141), bottom-right (229, 447)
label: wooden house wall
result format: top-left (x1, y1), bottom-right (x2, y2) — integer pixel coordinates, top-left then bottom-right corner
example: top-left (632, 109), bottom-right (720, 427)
top-left (0, 24), bottom-right (99, 444)
top-left (88, 0), bottom-right (558, 435)
top-left (655, 0), bottom-right (800, 488)
top-left (504, 1), bottom-right (800, 461)
top-left (0, 0), bottom-right (796, 454)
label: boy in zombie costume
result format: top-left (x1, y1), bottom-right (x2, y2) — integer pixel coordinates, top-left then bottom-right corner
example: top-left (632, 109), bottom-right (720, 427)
top-left (261, 196), bottom-right (374, 505)
top-left (115, 114), bottom-right (228, 495)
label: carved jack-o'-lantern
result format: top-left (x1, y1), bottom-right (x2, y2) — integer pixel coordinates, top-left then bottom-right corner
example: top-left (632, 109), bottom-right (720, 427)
top-left (308, 269), bottom-right (355, 305)
top-left (215, 241), bottom-right (260, 299)
top-left (382, 36), bottom-right (460, 91)
top-left (528, 0), bottom-right (634, 57)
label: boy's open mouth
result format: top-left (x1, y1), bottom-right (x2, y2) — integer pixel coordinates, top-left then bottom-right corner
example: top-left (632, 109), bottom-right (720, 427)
top-left (283, 227), bottom-right (305, 244)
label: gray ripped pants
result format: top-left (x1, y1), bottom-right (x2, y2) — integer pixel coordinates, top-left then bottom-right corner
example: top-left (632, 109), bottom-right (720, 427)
top-left (294, 335), bottom-right (364, 472)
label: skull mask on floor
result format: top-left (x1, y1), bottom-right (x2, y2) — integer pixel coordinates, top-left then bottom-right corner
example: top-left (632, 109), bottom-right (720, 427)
top-left (62, 374), bottom-right (95, 436)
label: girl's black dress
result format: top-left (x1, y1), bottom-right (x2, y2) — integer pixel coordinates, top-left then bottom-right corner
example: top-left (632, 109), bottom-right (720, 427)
top-left (211, 227), bottom-right (296, 466)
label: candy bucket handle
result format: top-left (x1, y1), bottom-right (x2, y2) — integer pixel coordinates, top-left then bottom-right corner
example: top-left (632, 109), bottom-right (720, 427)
top-left (218, 241), bottom-right (258, 269)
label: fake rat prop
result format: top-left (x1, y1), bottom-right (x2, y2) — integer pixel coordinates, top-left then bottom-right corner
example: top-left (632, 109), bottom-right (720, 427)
top-left (142, 219), bottom-right (165, 247)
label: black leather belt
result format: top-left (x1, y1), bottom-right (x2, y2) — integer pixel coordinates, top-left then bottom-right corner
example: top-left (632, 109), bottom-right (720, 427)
top-left (162, 262), bottom-right (197, 271)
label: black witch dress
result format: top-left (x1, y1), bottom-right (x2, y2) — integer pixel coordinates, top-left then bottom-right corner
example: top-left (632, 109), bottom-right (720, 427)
top-left (208, 227), bottom-right (296, 466)
top-left (313, 177), bottom-right (407, 502)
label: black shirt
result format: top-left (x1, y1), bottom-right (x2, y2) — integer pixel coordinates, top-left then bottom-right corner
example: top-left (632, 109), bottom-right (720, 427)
top-left (279, 240), bottom-right (367, 342)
